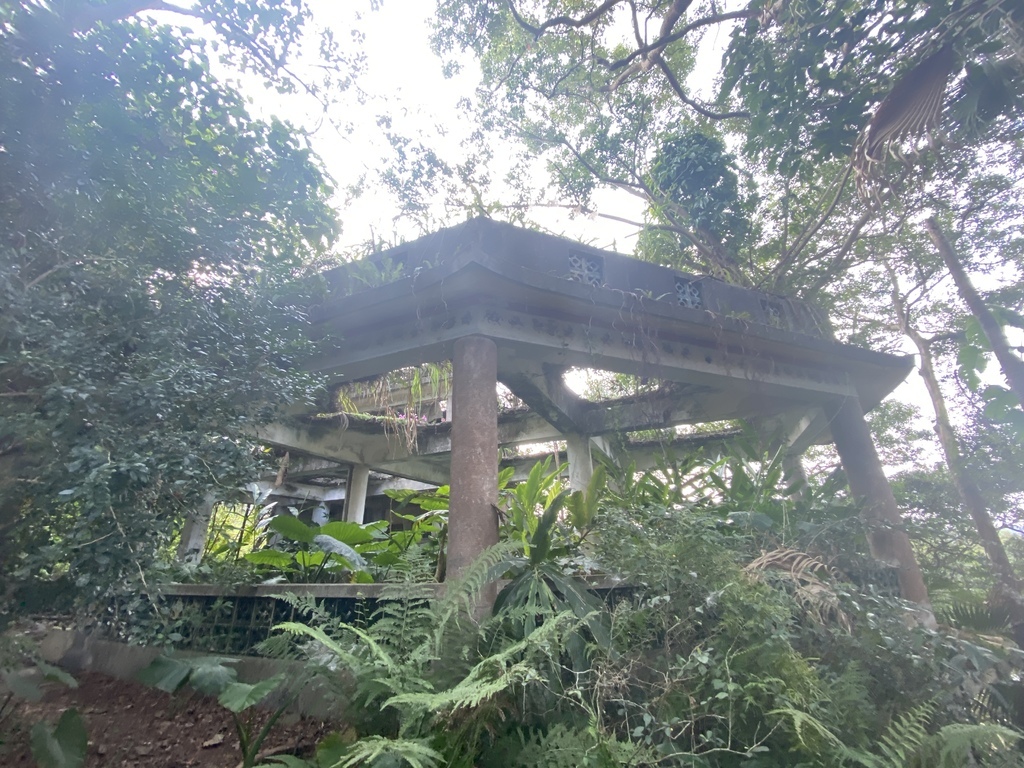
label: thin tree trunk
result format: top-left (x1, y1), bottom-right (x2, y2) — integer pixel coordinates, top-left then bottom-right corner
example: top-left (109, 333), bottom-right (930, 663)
top-left (925, 217), bottom-right (1024, 410)
top-left (885, 260), bottom-right (1021, 590)
top-left (826, 395), bottom-right (932, 609)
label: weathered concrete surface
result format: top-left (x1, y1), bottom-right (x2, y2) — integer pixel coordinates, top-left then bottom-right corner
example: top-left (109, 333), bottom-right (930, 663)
top-left (37, 629), bottom-right (342, 719)
top-left (447, 336), bottom-right (499, 581)
top-left (345, 464), bottom-right (370, 523)
top-left (566, 433), bottom-right (594, 491)
top-left (176, 493), bottom-right (216, 563)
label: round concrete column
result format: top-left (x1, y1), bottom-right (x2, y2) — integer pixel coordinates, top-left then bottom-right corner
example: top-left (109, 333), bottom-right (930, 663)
top-left (447, 335), bottom-right (499, 580)
top-left (826, 395), bottom-right (931, 608)
top-left (346, 464), bottom-right (371, 524)
top-left (566, 433), bottom-right (594, 492)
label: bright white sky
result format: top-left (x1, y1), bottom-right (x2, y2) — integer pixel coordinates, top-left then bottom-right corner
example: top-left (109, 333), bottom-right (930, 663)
top-left (234, 0), bottom-right (714, 255)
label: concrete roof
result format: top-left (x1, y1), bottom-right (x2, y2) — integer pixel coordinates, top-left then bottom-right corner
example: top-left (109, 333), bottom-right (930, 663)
top-left (307, 218), bottom-right (911, 420)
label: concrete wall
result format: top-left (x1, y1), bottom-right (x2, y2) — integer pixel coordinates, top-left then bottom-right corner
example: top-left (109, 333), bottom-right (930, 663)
top-left (37, 629), bottom-right (345, 720)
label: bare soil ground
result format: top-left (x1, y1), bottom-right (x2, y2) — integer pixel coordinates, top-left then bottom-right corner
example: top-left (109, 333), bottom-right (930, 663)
top-left (1, 671), bottom-right (333, 767)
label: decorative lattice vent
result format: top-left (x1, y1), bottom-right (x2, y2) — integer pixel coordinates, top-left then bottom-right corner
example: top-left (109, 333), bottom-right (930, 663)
top-left (567, 253), bottom-right (604, 287)
top-left (675, 277), bottom-right (703, 309)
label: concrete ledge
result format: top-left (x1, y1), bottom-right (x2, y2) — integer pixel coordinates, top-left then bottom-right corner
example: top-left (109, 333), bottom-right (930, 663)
top-left (37, 629), bottom-right (344, 720)
top-left (157, 582), bottom-right (440, 599)
top-left (156, 575), bottom-right (627, 599)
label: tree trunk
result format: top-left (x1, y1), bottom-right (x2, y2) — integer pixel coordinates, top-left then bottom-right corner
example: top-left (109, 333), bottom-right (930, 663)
top-left (886, 260), bottom-right (1021, 591)
top-left (925, 217), bottom-right (1024, 410)
top-left (826, 395), bottom-right (931, 609)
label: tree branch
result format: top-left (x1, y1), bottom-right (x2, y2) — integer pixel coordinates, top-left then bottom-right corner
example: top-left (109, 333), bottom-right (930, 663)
top-left (606, 9), bottom-right (757, 72)
top-left (653, 56), bottom-right (750, 120)
top-left (70, 0), bottom-right (197, 31)
top-left (507, 0), bottom-right (625, 37)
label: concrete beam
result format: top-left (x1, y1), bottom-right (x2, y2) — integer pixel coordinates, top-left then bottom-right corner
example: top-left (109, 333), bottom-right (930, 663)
top-left (258, 481), bottom-right (347, 504)
top-left (498, 359), bottom-right (585, 434)
top-left (372, 456), bottom-right (451, 486)
top-left (257, 420), bottom-right (402, 466)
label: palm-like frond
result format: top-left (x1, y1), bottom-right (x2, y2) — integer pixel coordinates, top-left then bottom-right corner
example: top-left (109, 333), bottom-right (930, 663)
top-left (853, 45), bottom-right (957, 197)
top-left (851, 0), bottom-right (1024, 197)
top-left (745, 548), bottom-right (852, 630)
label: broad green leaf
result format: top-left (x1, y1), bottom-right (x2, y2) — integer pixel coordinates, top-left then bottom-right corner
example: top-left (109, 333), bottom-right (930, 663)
top-left (4, 669), bottom-right (44, 701)
top-left (317, 521), bottom-right (375, 545)
top-left (136, 655), bottom-right (192, 693)
top-left (244, 550), bottom-right (295, 568)
top-left (30, 708), bottom-right (87, 768)
top-left (187, 657), bottom-right (239, 696)
top-left (315, 730), bottom-right (353, 767)
top-left (269, 514), bottom-right (315, 544)
top-left (217, 673), bottom-right (286, 713)
top-left (313, 535), bottom-right (367, 567)
top-left (36, 660), bottom-right (78, 689)
top-left (295, 550), bottom-right (327, 568)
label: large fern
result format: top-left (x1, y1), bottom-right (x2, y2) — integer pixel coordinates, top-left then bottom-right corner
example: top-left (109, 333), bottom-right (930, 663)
top-left (384, 610), bottom-right (579, 717)
top-left (336, 736), bottom-right (442, 768)
top-left (839, 701), bottom-right (1024, 768)
top-left (272, 543), bottom-right (584, 767)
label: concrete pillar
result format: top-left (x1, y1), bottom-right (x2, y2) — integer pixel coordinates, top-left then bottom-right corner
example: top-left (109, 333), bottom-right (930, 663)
top-left (447, 335), bottom-right (499, 581)
top-left (782, 451), bottom-right (809, 500)
top-left (177, 493), bottom-right (216, 563)
top-left (345, 464), bottom-right (371, 524)
top-left (826, 396), bottom-right (931, 608)
top-left (566, 434), bottom-right (593, 492)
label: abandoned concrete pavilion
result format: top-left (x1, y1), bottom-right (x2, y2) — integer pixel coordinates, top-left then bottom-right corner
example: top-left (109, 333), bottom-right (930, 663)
top-left (180, 217), bottom-right (929, 607)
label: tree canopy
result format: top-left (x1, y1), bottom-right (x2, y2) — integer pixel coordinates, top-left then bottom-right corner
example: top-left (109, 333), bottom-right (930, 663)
top-left (0, 0), bottom-right (343, 606)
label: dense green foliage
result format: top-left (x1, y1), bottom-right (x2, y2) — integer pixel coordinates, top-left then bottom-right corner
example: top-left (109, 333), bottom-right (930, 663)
top-left (237, 456), bottom-right (1024, 767)
top-left (0, 2), bottom-right (339, 611)
top-left (2, 0), bottom-right (1024, 765)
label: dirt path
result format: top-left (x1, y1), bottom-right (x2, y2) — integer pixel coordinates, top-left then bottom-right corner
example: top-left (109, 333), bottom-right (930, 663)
top-left (1, 670), bottom-right (333, 767)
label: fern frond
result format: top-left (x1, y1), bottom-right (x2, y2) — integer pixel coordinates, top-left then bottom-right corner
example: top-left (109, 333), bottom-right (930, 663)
top-left (371, 583), bottom-right (437, 662)
top-left (274, 621), bottom-right (397, 677)
top-left (768, 706), bottom-right (846, 752)
top-left (338, 736), bottom-right (442, 768)
top-left (875, 701), bottom-right (935, 768)
top-left (939, 602), bottom-right (1012, 635)
top-left (385, 611), bottom-right (579, 719)
top-left (915, 722), bottom-right (1023, 767)
top-left (431, 541), bottom-right (522, 641)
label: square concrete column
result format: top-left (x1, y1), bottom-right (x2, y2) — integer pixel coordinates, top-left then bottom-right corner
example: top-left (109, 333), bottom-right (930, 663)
top-left (177, 493), bottom-right (216, 564)
top-left (566, 433), bottom-right (594, 492)
top-left (345, 464), bottom-right (371, 524)
top-left (826, 395), bottom-right (931, 608)
top-left (447, 335), bottom-right (499, 580)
